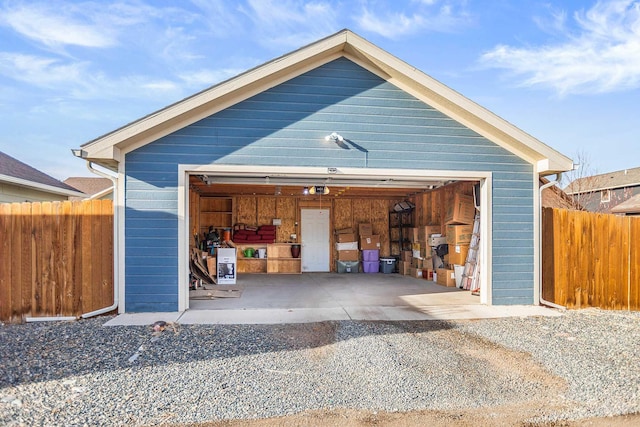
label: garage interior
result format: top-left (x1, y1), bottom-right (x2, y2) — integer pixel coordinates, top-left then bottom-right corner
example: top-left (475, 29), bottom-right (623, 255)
top-left (187, 172), bottom-right (482, 310)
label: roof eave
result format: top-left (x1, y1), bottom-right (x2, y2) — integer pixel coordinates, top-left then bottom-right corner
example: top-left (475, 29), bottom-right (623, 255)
top-left (0, 174), bottom-right (87, 198)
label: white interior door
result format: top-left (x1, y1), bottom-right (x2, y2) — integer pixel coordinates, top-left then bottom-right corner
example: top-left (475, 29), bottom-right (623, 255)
top-left (301, 209), bottom-right (330, 272)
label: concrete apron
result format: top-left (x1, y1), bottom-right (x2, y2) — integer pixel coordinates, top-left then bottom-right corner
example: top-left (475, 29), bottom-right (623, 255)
top-left (104, 273), bottom-right (562, 326)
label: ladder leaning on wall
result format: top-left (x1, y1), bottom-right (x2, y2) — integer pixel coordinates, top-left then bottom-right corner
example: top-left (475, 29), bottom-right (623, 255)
top-left (461, 211), bottom-right (481, 295)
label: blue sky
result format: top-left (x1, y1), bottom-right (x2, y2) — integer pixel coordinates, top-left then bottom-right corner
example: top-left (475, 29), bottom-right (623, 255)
top-left (0, 0), bottom-right (638, 181)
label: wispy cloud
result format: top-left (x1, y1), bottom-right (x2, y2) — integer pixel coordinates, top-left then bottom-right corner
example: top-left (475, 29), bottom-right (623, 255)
top-left (355, 0), bottom-right (471, 39)
top-left (0, 2), bottom-right (117, 48)
top-left (0, 1), bottom-right (193, 50)
top-left (189, 0), bottom-right (242, 37)
top-left (0, 52), bottom-right (183, 101)
top-left (481, 0), bottom-right (640, 95)
top-left (0, 52), bottom-right (88, 86)
top-left (240, 0), bottom-right (338, 48)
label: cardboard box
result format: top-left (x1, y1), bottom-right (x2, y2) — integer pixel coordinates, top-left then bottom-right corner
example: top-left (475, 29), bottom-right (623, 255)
top-left (401, 251), bottom-right (412, 262)
top-left (436, 268), bottom-right (456, 287)
top-left (446, 225), bottom-right (473, 245)
top-left (445, 193), bottom-right (476, 225)
top-left (410, 267), bottom-right (423, 278)
top-left (359, 234), bottom-right (380, 250)
top-left (359, 223), bottom-right (373, 236)
top-left (418, 225), bottom-right (441, 242)
top-left (335, 241), bottom-right (358, 251)
top-left (422, 256), bottom-right (434, 270)
top-left (411, 257), bottom-right (423, 268)
top-left (447, 244), bottom-right (469, 265)
top-left (336, 233), bottom-right (356, 243)
top-left (335, 227), bottom-right (355, 234)
top-left (206, 256), bottom-right (217, 274)
top-left (337, 250), bottom-right (359, 261)
top-left (398, 261), bottom-right (411, 275)
top-left (428, 235), bottom-right (447, 246)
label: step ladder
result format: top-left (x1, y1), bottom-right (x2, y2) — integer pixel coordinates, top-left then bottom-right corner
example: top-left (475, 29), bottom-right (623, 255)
top-left (461, 212), bottom-right (481, 294)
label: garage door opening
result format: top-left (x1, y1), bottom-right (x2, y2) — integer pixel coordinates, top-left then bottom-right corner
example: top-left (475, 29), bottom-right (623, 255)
top-left (179, 165), bottom-right (491, 314)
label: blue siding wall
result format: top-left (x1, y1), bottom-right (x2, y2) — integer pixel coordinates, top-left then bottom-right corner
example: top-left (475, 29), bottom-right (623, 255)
top-left (125, 57), bottom-right (534, 311)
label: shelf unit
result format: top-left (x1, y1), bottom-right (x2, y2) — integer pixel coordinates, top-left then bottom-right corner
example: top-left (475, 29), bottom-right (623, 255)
top-left (235, 243), bottom-right (301, 274)
top-left (389, 209), bottom-right (414, 258)
top-left (199, 197), bottom-right (233, 236)
top-left (267, 243), bottom-right (302, 274)
top-left (236, 244), bottom-right (267, 273)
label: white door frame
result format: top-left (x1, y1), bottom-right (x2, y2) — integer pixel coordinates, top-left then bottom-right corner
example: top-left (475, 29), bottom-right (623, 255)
top-left (178, 165), bottom-right (493, 311)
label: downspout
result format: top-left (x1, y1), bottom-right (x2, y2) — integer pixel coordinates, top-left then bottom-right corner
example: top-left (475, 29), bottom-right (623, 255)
top-left (539, 177), bottom-right (566, 310)
top-left (80, 161), bottom-right (119, 318)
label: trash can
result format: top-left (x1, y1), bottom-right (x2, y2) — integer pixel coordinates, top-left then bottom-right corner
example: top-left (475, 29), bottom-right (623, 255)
top-left (379, 257), bottom-right (397, 274)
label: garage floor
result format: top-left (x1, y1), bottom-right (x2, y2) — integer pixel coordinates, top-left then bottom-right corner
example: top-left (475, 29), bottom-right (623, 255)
top-left (189, 273), bottom-right (477, 310)
top-left (104, 273), bottom-right (562, 326)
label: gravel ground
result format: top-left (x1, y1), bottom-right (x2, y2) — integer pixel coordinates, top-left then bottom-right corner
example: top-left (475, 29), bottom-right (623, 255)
top-left (1, 309), bottom-right (639, 426)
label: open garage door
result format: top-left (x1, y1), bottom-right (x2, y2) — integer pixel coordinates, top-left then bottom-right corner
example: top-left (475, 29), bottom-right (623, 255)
top-left (178, 165), bottom-right (492, 312)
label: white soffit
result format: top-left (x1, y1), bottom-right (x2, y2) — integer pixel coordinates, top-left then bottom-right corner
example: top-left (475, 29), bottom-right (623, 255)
top-left (186, 165), bottom-right (490, 187)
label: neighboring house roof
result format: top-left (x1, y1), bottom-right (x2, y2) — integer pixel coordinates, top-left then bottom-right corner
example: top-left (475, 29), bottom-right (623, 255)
top-left (64, 177), bottom-right (113, 198)
top-left (540, 177), bottom-right (580, 210)
top-left (76, 29), bottom-right (573, 175)
top-left (611, 193), bottom-right (640, 215)
top-left (0, 151), bottom-right (86, 198)
top-left (565, 166), bottom-right (640, 194)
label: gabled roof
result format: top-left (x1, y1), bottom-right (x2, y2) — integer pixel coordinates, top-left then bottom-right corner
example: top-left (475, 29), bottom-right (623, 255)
top-left (77, 29), bottom-right (573, 175)
top-left (611, 193), bottom-right (640, 215)
top-left (0, 151), bottom-right (86, 197)
top-left (64, 177), bottom-right (113, 196)
top-left (565, 166), bottom-right (640, 194)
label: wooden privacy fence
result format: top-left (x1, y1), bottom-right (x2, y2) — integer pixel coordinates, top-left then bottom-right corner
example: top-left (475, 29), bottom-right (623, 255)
top-left (542, 207), bottom-right (640, 310)
top-left (0, 200), bottom-right (113, 323)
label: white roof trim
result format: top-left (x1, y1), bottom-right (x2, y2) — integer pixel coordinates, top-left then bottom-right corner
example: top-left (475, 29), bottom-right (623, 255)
top-left (565, 181), bottom-right (640, 195)
top-left (79, 29), bottom-right (573, 175)
top-left (0, 174), bottom-right (87, 198)
top-left (87, 186), bottom-right (114, 200)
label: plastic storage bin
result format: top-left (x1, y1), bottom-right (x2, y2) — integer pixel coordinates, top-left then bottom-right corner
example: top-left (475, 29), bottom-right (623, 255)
top-left (379, 257), bottom-right (397, 274)
top-left (361, 249), bottom-right (380, 262)
top-left (337, 260), bottom-right (360, 273)
top-left (363, 261), bottom-right (379, 273)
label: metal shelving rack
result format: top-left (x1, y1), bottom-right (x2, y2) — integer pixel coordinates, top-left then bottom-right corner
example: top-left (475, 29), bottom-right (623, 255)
top-left (388, 208), bottom-right (414, 259)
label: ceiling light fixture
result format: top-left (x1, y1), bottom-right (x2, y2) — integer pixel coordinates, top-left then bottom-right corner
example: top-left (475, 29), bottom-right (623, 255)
top-left (324, 132), bottom-right (344, 142)
top-left (309, 185), bottom-right (329, 195)
top-left (303, 187), bottom-right (309, 195)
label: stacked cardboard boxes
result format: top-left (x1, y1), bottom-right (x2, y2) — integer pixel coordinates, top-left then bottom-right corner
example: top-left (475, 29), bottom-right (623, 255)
top-left (395, 224), bottom-right (441, 280)
top-left (335, 223), bottom-right (381, 273)
top-left (335, 228), bottom-right (359, 272)
top-left (438, 192), bottom-right (476, 287)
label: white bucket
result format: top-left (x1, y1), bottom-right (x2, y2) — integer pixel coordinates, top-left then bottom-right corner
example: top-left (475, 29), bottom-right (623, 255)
top-left (454, 264), bottom-right (464, 288)
top-left (257, 248), bottom-right (267, 258)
